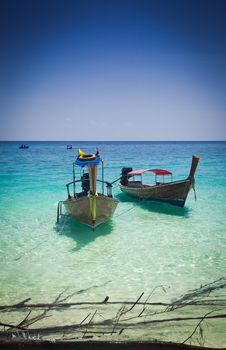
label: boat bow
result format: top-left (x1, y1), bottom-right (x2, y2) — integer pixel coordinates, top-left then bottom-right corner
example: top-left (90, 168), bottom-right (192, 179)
top-left (188, 154), bottom-right (200, 179)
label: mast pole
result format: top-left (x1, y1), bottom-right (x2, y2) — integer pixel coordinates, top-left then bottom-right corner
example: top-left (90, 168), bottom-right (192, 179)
top-left (88, 163), bottom-right (98, 226)
top-left (73, 163), bottom-right (75, 197)
top-left (102, 159), bottom-right (104, 195)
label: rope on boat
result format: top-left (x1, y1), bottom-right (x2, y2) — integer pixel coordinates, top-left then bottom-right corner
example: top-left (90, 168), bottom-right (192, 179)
top-left (114, 205), bottom-right (135, 219)
top-left (110, 176), bottom-right (122, 186)
top-left (57, 201), bottom-right (63, 223)
top-left (192, 181), bottom-right (197, 201)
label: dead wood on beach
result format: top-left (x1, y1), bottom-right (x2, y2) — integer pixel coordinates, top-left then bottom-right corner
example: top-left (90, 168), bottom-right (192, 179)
top-left (0, 279), bottom-right (226, 349)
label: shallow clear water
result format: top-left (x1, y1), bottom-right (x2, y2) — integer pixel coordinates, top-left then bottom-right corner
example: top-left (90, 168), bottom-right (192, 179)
top-left (0, 141), bottom-right (226, 344)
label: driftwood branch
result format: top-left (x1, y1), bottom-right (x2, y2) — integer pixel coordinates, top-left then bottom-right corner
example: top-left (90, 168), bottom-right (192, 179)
top-left (0, 322), bottom-right (27, 331)
top-left (181, 310), bottom-right (219, 345)
top-left (172, 278), bottom-right (226, 304)
top-left (1, 310), bottom-right (226, 337)
top-left (0, 278), bottom-right (226, 346)
top-left (1, 299), bottom-right (226, 311)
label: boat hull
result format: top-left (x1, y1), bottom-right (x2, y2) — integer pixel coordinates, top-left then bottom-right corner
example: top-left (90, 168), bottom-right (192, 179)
top-left (63, 195), bottom-right (119, 228)
top-left (119, 178), bottom-right (192, 207)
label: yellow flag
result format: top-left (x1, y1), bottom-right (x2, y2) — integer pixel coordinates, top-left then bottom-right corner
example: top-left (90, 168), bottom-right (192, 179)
top-left (78, 148), bottom-right (85, 156)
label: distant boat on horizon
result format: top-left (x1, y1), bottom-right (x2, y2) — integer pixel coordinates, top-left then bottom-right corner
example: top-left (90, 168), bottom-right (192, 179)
top-left (19, 144), bottom-right (29, 149)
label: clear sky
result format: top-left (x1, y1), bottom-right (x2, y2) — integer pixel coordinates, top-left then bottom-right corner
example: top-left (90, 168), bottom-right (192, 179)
top-left (0, 0), bottom-right (226, 141)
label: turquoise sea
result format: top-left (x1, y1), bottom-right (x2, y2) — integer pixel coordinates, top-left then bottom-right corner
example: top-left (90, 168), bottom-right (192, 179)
top-left (0, 141), bottom-right (226, 346)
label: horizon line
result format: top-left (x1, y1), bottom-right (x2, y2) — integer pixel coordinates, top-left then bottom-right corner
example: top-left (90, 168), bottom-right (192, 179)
top-left (1, 139), bottom-right (226, 143)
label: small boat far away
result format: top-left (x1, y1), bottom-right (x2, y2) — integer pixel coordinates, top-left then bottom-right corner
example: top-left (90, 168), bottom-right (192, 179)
top-left (67, 144), bottom-right (73, 149)
top-left (19, 144), bottom-right (29, 149)
top-left (118, 155), bottom-right (200, 207)
top-left (57, 148), bottom-right (119, 229)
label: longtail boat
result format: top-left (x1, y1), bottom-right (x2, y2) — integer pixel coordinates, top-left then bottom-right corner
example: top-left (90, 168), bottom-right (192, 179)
top-left (57, 148), bottom-right (119, 228)
top-left (118, 155), bottom-right (200, 207)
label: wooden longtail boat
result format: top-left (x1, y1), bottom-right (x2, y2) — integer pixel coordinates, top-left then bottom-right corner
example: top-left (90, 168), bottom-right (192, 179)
top-left (57, 148), bottom-right (118, 229)
top-left (118, 155), bottom-right (200, 207)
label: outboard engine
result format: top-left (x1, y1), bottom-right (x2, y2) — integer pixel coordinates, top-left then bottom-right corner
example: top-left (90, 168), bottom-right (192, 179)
top-left (81, 173), bottom-right (90, 194)
top-left (120, 167), bottom-right (133, 186)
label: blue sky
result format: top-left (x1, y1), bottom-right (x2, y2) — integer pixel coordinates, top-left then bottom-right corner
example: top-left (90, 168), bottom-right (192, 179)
top-left (1, 0), bottom-right (226, 141)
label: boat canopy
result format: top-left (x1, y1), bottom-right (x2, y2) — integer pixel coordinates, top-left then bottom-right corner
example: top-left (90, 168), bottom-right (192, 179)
top-left (75, 155), bottom-right (101, 167)
top-left (75, 148), bottom-right (101, 167)
top-left (128, 169), bottom-right (147, 175)
top-left (148, 169), bottom-right (172, 175)
top-left (128, 168), bottom-right (172, 176)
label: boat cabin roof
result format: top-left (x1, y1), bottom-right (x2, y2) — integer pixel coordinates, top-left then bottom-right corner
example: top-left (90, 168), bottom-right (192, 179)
top-left (75, 155), bottom-right (101, 167)
top-left (128, 168), bottom-right (172, 176)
